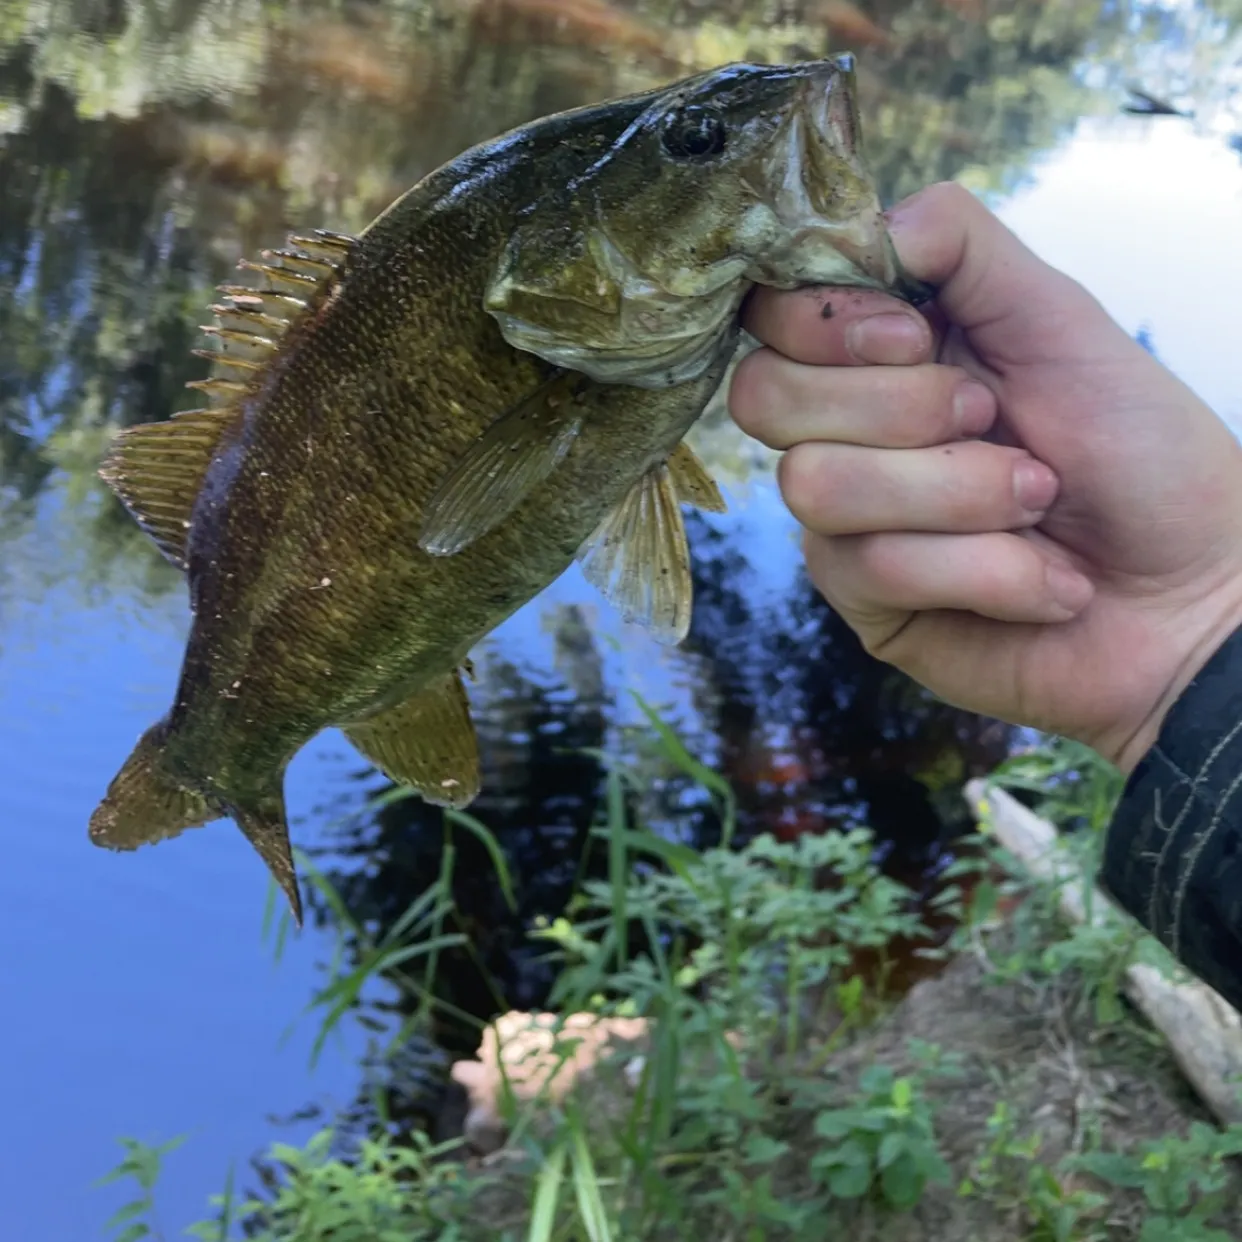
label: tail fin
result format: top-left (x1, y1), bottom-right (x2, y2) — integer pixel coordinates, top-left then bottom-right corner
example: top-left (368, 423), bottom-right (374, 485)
top-left (230, 793), bottom-right (303, 928)
top-left (89, 721), bottom-right (214, 850)
top-left (90, 723), bottom-right (303, 927)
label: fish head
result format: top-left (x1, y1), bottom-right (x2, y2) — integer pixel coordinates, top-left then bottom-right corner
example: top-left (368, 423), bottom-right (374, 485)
top-left (485, 56), bottom-right (930, 387)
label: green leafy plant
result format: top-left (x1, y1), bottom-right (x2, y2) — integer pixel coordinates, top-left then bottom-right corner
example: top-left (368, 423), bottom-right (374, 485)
top-left (98, 1136), bottom-right (237, 1242)
top-left (1022, 1163), bottom-right (1109, 1242)
top-left (1071, 1122), bottom-right (1242, 1241)
top-left (958, 1102), bottom-right (1108, 1241)
top-left (97, 1136), bottom-right (187, 1242)
top-left (987, 735), bottom-right (1124, 836)
top-left (810, 1064), bottom-right (951, 1209)
top-left (233, 1128), bottom-right (481, 1242)
top-left (102, 720), bottom-right (1242, 1240)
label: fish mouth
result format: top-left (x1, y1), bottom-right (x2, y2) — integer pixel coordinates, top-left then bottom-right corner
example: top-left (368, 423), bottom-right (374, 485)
top-left (758, 60), bottom-right (933, 305)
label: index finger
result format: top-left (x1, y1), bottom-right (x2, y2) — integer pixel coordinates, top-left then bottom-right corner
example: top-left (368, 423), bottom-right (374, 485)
top-left (741, 283), bottom-right (939, 367)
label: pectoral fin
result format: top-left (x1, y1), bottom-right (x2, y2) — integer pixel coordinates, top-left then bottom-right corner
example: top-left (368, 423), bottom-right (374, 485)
top-left (666, 441), bottom-right (727, 513)
top-left (577, 463), bottom-right (693, 645)
top-left (418, 371), bottom-right (587, 557)
top-left (343, 670), bottom-right (480, 808)
top-left (98, 408), bottom-right (237, 570)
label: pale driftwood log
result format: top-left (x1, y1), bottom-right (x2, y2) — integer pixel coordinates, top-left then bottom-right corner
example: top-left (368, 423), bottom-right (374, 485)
top-left (964, 778), bottom-right (1242, 1127)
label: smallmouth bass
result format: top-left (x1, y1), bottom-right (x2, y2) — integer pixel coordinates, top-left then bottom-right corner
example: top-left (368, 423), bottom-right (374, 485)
top-left (90, 57), bottom-right (929, 921)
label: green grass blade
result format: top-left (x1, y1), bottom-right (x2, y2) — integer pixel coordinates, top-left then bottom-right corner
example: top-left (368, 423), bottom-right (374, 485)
top-left (607, 765), bottom-right (629, 970)
top-left (528, 1141), bottom-right (569, 1242)
top-left (446, 808), bottom-right (518, 912)
top-left (568, 1112), bottom-right (614, 1242)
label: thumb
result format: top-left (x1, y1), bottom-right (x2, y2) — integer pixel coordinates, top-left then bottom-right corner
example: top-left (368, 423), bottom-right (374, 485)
top-left (885, 182), bottom-right (1136, 370)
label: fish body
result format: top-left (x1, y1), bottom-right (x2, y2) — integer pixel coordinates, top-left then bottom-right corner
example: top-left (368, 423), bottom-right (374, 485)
top-left (90, 58), bottom-right (928, 919)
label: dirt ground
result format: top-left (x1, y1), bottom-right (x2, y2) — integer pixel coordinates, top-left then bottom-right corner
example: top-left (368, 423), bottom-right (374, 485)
top-left (443, 919), bottom-right (1242, 1239)
top-left (822, 931), bottom-right (1242, 1240)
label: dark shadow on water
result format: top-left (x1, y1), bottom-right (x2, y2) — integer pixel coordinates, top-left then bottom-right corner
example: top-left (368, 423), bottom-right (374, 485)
top-left (291, 512), bottom-right (1013, 1142)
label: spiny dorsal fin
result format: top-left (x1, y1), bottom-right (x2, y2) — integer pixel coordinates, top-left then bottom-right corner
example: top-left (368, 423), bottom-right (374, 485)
top-left (202, 227), bottom-right (358, 381)
top-left (667, 441), bottom-right (727, 513)
top-left (99, 227), bottom-right (360, 564)
top-left (343, 670), bottom-right (481, 808)
top-left (577, 462), bottom-right (693, 645)
top-left (184, 229), bottom-right (359, 406)
top-left (98, 408), bottom-right (237, 570)
top-left (418, 370), bottom-right (589, 557)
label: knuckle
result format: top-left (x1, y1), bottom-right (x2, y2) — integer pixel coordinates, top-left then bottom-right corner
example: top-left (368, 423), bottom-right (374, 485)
top-left (935, 442), bottom-right (1017, 526)
top-left (868, 365), bottom-right (965, 448)
top-left (898, 368), bottom-right (968, 445)
top-left (930, 180), bottom-right (974, 211)
top-left (914, 180), bottom-right (979, 225)
top-left (849, 531), bottom-right (904, 588)
top-left (727, 349), bottom-right (777, 435)
top-left (778, 443), bottom-right (833, 526)
top-left (777, 442), bottom-right (818, 512)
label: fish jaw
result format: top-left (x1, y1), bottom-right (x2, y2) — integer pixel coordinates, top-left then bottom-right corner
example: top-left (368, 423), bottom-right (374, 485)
top-left (744, 58), bottom-right (932, 302)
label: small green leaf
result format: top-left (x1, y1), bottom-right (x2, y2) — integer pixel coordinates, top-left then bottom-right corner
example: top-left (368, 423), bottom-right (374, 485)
top-left (880, 1150), bottom-right (925, 1209)
top-left (827, 1159), bottom-right (873, 1199)
top-left (891, 1077), bottom-right (912, 1111)
top-left (877, 1131), bottom-right (907, 1170)
top-left (1072, 1151), bottom-right (1147, 1189)
top-left (814, 1110), bottom-right (864, 1140)
top-left (104, 1200), bottom-right (149, 1230)
top-left (743, 1133), bottom-right (790, 1165)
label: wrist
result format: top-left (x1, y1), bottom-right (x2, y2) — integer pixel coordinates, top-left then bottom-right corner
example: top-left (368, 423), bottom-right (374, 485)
top-left (1106, 585), bottom-right (1242, 774)
top-left (1097, 612), bottom-right (1242, 1016)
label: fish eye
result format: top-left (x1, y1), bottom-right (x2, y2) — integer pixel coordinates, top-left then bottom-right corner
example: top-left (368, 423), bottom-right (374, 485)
top-left (660, 106), bottom-right (727, 160)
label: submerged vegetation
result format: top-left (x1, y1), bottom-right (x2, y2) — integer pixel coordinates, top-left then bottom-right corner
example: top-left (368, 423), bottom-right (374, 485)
top-left (100, 724), bottom-right (1242, 1240)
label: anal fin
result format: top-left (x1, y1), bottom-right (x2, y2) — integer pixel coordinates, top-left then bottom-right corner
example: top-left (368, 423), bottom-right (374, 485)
top-left (418, 370), bottom-right (588, 557)
top-left (98, 409), bottom-right (236, 570)
top-left (344, 670), bottom-right (481, 808)
top-left (577, 462), bottom-right (693, 645)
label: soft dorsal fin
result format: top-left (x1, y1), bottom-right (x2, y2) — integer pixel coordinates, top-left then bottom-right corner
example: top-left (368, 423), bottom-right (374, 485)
top-left (343, 669), bottom-right (480, 808)
top-left (98, 228), bottom-right (359, 566)
top-left (666, 440), bottom-right (727, 513)
top-left (577, 462), bottom-right (693, 645)
top-left (418, 370), bottom-right (588, 557)
top-left (98, 408), bottom-right (237, 569)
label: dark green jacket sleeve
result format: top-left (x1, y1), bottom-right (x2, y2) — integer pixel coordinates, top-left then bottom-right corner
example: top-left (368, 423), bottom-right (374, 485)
top-left (1099, 624), bottom-right (1242, 1014)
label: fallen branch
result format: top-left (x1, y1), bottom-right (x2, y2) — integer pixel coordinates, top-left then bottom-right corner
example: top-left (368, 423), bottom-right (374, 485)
top-left (964, 778), bottom-right (1242, 1127)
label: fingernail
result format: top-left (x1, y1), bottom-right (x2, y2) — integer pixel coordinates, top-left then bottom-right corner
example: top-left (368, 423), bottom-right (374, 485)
top-left (1045, 562), bottom-right (1093, 615)
top-left (845, 313), bottom-right (928, 364)
top-left (952, 380), bottom-right (995, 436)
top-left (1013, 459), bottom-right (1059, 515)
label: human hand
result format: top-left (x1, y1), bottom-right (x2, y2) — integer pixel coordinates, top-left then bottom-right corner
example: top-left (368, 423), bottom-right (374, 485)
top-left (729, 182), bottom-right (1242, 772)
